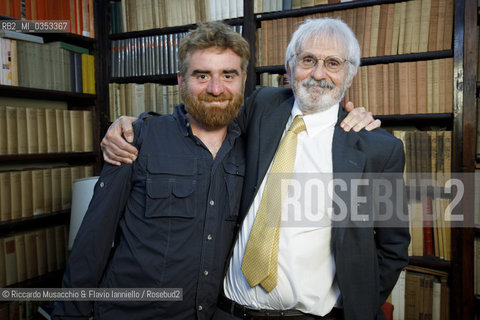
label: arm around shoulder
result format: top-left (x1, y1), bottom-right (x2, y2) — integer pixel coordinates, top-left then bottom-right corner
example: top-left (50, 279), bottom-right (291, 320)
top-left (101, 116), bottom-right (139, 166)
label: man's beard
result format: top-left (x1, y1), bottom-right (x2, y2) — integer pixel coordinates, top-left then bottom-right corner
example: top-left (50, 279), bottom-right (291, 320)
top-left (181, 84), bottom-right (244, 130)
top-left (293, 78), bottom-right (346, 114)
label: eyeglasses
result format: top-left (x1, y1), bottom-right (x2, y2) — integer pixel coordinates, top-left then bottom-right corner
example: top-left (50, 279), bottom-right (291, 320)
top-left (296, 53), bottom-right (350, 73)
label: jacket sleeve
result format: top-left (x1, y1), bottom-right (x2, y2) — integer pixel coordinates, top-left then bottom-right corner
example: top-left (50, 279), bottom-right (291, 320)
top-left (51, 120), bottom-right (145, 319)
top-left (374, 139), bottom-right (410, 305)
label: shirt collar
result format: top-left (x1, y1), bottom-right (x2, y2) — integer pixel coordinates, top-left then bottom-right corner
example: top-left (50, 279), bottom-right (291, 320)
top-left (290, 100), bottom-right (339, 136)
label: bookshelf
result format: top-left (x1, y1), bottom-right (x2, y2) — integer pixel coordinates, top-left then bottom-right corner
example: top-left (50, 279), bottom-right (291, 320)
top-left (100, 0), bottom-right (476, 319)
top-left (0, 1), bottom-right (102, 317)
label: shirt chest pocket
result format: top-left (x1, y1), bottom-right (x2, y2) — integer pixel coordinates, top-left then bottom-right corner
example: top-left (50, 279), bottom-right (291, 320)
top-left (145, 157), bottom-right (197, 219)
top-left (224, 161), bottom-right (245, 220)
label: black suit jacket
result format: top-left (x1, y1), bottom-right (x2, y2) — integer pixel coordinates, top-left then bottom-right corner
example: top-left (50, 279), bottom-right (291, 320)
top-left (235, 87), bottom-right (410, 320)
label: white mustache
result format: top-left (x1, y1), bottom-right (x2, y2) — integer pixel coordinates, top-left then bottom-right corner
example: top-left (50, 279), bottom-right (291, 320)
top-left (303, 79), bottom-right (335, 90)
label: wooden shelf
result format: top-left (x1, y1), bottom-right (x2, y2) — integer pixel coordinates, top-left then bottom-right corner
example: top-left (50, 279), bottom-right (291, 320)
top-left (255, 0), bottom-right (404, 20)
top-left (360, 50), bottom-right (453, 66)
top-left (6, 270), bottom-right (65, 289)
top-left (0, 211), bottom-right (70, 236)
top-left (0, 152), bottom-right (97, 165)
top-left (0, 85), bottom-right (96, 102)
top-left (408, 256), bottom-right (451, 272)
top-left (109, 17), bottom-right (244, 40)
top-left (40, 33), bottom-right (96, 50)
top-left (375, 113), bottom-right (453, 130)
top-left (374, 113), bottom-right (453, 121)
top-left (110, 74), bottom-right (177, 85)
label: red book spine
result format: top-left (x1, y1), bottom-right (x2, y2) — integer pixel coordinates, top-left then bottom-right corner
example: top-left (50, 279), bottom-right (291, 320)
top-left (25, 0), bottom-right (32, 20)
top-left (12, 0), bottom-right (22, 18)
top-left (36, 0), bottom-right (47, 20)
top-left (423, 196), bottom-right (434, 256)
top-left (0, 0), bottom-right (8, 15)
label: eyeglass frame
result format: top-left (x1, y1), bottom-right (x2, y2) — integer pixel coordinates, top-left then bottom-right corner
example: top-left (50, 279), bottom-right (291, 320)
top-left (294, 52), bottom-right (351, 73)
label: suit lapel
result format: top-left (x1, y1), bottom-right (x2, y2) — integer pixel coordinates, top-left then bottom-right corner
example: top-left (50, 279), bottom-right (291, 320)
top-left (255, 95), bottom-right (294, 188)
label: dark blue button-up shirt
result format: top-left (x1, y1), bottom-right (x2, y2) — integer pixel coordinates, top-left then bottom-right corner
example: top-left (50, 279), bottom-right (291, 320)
top-left (52, 105), bottom-right (245, 320)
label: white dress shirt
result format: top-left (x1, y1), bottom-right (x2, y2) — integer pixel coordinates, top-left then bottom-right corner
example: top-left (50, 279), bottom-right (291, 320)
top-left (223, 102), bottom-right (341, 316)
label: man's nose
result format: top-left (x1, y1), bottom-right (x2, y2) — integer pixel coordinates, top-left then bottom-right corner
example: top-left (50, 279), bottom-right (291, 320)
top-left (311, 61), bottom-right (328, 80)
top-left (206, 77), bottom-right (225, 96)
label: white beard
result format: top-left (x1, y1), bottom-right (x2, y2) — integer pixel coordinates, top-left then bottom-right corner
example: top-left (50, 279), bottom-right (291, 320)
top-left (293, 78), bottom-right (346, 114)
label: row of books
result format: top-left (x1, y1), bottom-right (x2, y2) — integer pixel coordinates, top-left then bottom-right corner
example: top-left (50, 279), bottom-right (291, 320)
top-left (111, 25), bottom-right (243, 78)
top-left (408, 197), bottom-right (452, 261)
top-left (0, 0), bottom-right (95, 37)
top-left (110, 0), bottom-right (245, 33)
top-left (0, 37), bottom-right (95, 94)
top-left (259, 72), bottom-right (289, 88)
top-left (108, 83), bottom-right (180, 122)
top-left (257, 0), bottom-right (454, 66)
top-left (0, 165), bottom-right (94, 223)
top-left (0, 107), bottom-right (94, 155)
top-left (392, 130), bottom-right (452, 261)
top-left (346, 58), bottom-right (453, 116)
top-left (254, 0), bottom-right (364, 13)
top-left (111, 33), bottom-right (185, 78)
top-left (390, 267), bottom-right (449, 320)
top-left (0, 32), bottom-right (95, 93)
top-left (0, 225), bottom-right (69, 287)
top-left (392, 130), bottom-right (452, 185)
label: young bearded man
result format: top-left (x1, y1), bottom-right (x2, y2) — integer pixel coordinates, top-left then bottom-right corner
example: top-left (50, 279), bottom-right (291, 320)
top-left (52, 21), bottom-right (250, 320)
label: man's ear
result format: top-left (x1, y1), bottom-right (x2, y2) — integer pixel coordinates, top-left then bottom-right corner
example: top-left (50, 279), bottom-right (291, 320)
top-left (345, 72), bottom-right (354, 89)
top-left (177, 72), bottom-right (183, 89)
top-left (346, 78), bottom-right (353, 89)
top-left (286, 65), bottom-right (293, 85)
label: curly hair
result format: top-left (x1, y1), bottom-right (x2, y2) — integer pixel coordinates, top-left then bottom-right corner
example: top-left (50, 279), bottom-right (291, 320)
top-left (178, 21), bottom-right (250, 76)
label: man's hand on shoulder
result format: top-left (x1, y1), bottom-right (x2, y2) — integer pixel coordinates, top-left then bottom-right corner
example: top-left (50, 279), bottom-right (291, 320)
top-left (341, 101), bottom-right (381, 132)
top-left (101, 116), bottom-right (139, 166)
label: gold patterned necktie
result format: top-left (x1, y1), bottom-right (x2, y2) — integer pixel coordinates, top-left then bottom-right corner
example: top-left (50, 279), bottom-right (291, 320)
top-left (241, 116), bottom-right (306, 292)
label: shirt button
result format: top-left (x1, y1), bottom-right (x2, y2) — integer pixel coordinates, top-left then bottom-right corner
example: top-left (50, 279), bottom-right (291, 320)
top-left (100, 182), bottom-right (104, 188)
top-left (207, 234), bottom-right (212, 240)
top-left (209, 200), bottom-right (215, 206)
top-left (204, 270), bottom-right (208, 276)
top-left (198, 305), bottom-right (203, 311)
